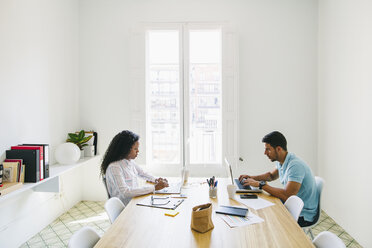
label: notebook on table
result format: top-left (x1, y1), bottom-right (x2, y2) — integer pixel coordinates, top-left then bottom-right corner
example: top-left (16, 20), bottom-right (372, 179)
top-left (215, 205), bottom-right (249, 217)
top-left (224, 158), bottom-right (262, 193)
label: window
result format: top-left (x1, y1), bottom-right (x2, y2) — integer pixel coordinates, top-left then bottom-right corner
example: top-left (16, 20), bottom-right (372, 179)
top-left (147, 30), bottom-right (181, 165)
top-left (146, 26), bottom-right (222, 169)
top-left (130, 23), bottom-right (237, 175)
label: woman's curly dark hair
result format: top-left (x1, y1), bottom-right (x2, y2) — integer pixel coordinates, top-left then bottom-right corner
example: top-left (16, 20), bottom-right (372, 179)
top-left (100, 130), bottom-right (139, 176)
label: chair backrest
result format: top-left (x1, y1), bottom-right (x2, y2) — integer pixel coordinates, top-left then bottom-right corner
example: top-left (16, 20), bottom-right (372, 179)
top-left (312, 231), bottom-right (346, 248)
top-left (313, 176), bottom-right (325, 223)
top-left (68, 226), bottom-right (101, 248)
top-left (284, 195), bottom-right (304, 221)
top-left (102, 175), bottom-right (110, 199)
top-left (105, 197), bottom-right (125, 224)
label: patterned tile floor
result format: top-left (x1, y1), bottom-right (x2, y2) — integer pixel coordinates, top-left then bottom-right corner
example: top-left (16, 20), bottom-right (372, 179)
top-left (20, 201), bottom-right (362, 248)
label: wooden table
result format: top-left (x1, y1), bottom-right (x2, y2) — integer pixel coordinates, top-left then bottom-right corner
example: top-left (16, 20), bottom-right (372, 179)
top-left (95, 178), bottom-right (314, 248)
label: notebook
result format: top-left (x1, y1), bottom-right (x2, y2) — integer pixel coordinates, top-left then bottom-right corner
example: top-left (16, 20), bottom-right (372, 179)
top-left (215, 205), bottom-right (249, 217)
top-left (224, 158), bottom-right (262, 193)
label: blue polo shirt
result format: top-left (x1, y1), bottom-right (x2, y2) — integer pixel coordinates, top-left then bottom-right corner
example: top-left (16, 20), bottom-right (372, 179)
top-left (277, 153), bottom-right (318, 222)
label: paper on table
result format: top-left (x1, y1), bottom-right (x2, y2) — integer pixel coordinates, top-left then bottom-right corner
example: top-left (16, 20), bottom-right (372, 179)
top-left (235, 197), bottom-right (275, 210)
top-left (219, 211), bottom-right (264, 228)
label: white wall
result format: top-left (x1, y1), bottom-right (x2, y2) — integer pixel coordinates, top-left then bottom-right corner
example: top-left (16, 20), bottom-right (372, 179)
top-left (0, 1), bottom-right (82, 247)
top-left (318, 0), bottom-right (372, 246)
top-left (0, 0), bottom-right (80, 163)
top-left (79, 0), bottom-right (318, 179)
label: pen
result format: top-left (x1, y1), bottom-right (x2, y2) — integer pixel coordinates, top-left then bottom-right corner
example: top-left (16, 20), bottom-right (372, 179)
top-left (214, 181), bottom-right (218, 187)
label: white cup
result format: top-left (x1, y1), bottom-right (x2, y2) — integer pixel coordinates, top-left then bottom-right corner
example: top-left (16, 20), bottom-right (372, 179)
top-left (227, 184), bottom-right (237, 199)
top-left (181, 168), bottom-right (189, 184)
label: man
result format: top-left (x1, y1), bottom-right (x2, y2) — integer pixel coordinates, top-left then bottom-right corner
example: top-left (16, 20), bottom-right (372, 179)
top-left (239, 131), bottom-right (319, 226)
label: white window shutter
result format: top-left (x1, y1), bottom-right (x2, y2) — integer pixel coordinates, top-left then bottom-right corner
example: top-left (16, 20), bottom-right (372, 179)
top-left (129, 28), bottom-right (147, 165)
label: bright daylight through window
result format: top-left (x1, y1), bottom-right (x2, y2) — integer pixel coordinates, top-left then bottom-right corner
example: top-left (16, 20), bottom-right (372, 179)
top-left (146, 27), bottom-right (222, 168)
top-left (146, 26), bottom-right (222, 169)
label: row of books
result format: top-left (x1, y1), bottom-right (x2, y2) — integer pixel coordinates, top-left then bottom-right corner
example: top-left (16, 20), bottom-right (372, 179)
top-left (0, 144), bottom-right (50, 186)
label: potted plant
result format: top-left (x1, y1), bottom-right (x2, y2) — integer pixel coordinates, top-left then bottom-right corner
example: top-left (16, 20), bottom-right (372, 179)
top-left (66, 130), bottom-right (93, 158)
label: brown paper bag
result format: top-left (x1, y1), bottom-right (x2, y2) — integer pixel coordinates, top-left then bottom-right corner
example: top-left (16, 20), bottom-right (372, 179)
top-left (190, 203), bottom-right (214, 233)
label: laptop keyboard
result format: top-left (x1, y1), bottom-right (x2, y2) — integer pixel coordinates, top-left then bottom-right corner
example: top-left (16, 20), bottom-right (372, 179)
top-left (235, 179), bottom-right (252, 190)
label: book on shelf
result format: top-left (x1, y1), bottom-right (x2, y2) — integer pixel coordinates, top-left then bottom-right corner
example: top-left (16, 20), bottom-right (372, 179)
top-left (11, 145), bottom-right (44, 181)
top-left (92, 132), bottom-right (98, 155)
top-left (22, 144), bottom-right (49, 179)
top-left (0, 164), bottom-right (3, 187)
top-left (0, 164), bottom-right (3, 186)
top-left (4, 159), bottom-right (23, 182)
top-left (6, 149), bottom-right (40, 183)
top-left (0, 182), bottom-right (23, 196)
top-left (2, 162), bottom-right (19, 183)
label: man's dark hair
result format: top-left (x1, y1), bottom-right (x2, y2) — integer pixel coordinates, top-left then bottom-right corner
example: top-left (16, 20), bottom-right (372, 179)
top-left (262, 131), bottom-right (287, 151)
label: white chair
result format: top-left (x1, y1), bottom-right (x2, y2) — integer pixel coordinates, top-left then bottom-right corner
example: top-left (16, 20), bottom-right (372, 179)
top-left (284, 195), bottom-right (304, 221)
top-left (68, 226), bottom-right (101, 248)
top-left (313, 231), bottom-right (346, 248)
top-left (303, 176), bottom-right (325, 239)
top-left (105, 197), bottom-right (125, 224)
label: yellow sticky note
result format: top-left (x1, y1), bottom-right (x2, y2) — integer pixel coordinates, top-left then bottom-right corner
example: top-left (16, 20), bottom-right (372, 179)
top-left (165, 210), bottom-right (179, 217)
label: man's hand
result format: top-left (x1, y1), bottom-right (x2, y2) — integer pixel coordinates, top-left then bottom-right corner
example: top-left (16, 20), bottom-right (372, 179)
top-left (154, 178), bottom-right (169, 190)
top-left (238, 174), bottom-right (251, 182)
top-left (242, 178), bottom-right (260, 188)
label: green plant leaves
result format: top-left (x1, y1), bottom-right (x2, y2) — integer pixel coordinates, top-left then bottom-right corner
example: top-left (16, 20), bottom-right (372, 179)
top-left (66, 130), bottom-right (93, 150)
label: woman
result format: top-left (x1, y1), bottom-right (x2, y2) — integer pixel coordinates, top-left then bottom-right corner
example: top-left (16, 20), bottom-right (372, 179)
top-left (101, 130), bottom-right (168, 205)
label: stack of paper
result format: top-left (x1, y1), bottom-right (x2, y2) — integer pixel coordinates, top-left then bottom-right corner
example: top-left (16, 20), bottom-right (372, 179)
top-left (235, 197), bottom-right (275, 210)
top-left (219, 211), bottom-right (264, 228)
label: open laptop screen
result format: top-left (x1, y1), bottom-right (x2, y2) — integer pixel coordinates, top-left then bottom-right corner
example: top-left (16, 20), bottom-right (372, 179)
top-left (224, 157), bottom-right (262, 193)
top-left (224, 157), bottom-right (235, 185)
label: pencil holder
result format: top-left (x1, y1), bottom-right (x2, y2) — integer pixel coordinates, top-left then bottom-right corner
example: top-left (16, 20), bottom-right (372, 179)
top-left (209, 187), bottom-right (217, 198)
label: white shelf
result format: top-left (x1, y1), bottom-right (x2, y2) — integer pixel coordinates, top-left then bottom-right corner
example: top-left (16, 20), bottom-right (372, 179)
top-left (0, 156), bottom-right (101, 203)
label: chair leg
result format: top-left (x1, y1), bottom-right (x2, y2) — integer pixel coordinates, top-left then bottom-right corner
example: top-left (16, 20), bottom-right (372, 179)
top-left (303, 227), bottom-right (315, 240)
top-left (308, 229), bottom-right (314, 240)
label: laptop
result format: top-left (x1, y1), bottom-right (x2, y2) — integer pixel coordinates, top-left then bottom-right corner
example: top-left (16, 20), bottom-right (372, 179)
top-left (224, 158), bottom-right (262, 193)
top-left (154, 171), bottom-right (184, 194)
top-left (154, 182), bottom-right (182, 194)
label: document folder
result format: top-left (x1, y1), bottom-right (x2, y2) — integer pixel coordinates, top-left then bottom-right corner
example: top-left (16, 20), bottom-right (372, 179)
top-left (136, 195), bottom-right (184, 210)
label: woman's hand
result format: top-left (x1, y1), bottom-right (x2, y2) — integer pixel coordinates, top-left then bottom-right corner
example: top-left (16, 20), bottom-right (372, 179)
top-left (155, 177), bottom-right (168, 184)
top-left (154, 179), bottom-right (169, 190)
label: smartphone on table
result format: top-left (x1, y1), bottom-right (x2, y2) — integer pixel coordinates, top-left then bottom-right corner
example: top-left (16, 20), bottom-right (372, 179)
top-left (240, 194), bottom-right (258, 199)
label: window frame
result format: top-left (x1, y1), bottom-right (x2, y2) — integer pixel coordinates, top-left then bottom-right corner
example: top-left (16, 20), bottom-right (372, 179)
top-left (131, 22), bottom-right (238, 177)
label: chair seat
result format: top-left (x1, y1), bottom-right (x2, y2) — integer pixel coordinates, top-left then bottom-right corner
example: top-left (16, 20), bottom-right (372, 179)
top-left (105, 197), bottom-right (125, 224)
top-left (68, 226), bottom-right (101, 248)
top-left (313, 231), bottom-right (346, 248)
